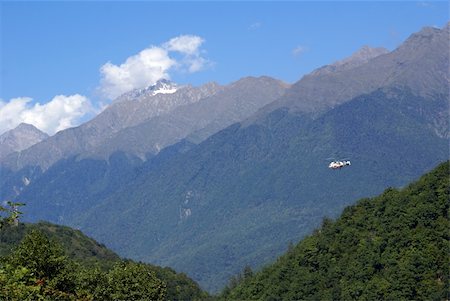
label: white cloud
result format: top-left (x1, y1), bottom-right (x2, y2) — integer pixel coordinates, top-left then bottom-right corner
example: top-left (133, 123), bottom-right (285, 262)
top-left (99, 47), bottom-right (175, 99)
top-left (99, 34), bottom-right (209, 100)
top-left (0, 95), bottom-right (94, 135)
top-left (292, 45), bottom-right (307, 57)
top-left (416, 1), bottom-right (435, 8)
top-left (163, 35), bottom-right (204, 55)
top-left (249, 22), bottom-right (262, 30)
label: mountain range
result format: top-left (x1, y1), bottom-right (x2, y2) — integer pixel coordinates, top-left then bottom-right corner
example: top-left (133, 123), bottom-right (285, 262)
top-left (0, 24), bottom-right (448, 292)
top-left (1, 76), bottom-right (287, 171)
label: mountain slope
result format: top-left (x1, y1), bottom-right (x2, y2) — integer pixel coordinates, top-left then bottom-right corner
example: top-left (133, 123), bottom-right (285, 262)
top-left (78, 86), bottom-right (448, 292)
top-left (0, 77), bottom-right (286, 204)
top-left (0, 221), bottom-right (120, 270)
top-left (0, 123), bottom-right (48, 159)
top-left (223, 161), bottom-right (449, 300)
top-left (310, 45), bottom-right (389, 76)
top-left (258, 25), bottom-right (449, 116)
top-left (87, 76), bottom-right (288, 158)
top-left (15, 142), bottom-right (194, 225)
top-left (1, 81), bottom-right (222, 171)
top-left (1, 76), bottom-right (286, 171)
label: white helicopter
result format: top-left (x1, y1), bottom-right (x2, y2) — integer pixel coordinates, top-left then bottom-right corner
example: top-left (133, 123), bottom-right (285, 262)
top-left (328, 160), bottom-right (351, 170)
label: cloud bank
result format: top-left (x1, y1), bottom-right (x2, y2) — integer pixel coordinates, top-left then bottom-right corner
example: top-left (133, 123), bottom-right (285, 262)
top-left (292, 45), bottom-right (307, 57)
top-left (0, 95), bottom-right (94, 135)
top-left (99, 34), bottom-right (209, 99)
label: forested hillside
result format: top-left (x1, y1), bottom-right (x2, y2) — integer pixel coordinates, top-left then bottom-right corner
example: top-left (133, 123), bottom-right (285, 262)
top-left (0, 221), bottom-right (119, 270)
top-left (222, 161), bottom-right (449, 300)
top-left (0, 221), bottom-right (207, 300)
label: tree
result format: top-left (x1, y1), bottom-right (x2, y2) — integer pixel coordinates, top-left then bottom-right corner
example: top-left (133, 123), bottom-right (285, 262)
top-left (9, 229), bottom-right (67, 280)
top-left (107, 261), bottom-right (166, 301)
top-left (0, 201), bottom-right (25, 228)
top-left (7, 229), bottom-right (79, 299)
top-left (0, 229), bottom-right (78, 300)
top-left (243, 265), bottom-right (253, 279)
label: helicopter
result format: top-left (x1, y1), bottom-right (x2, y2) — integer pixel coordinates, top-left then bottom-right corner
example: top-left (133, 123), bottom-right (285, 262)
top-left (328, 160), bottom-right (351, 170)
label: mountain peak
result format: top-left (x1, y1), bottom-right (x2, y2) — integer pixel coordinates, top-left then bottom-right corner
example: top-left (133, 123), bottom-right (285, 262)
top-left (230, 76), bottom-right (290, 89)
top-left (310, 45), bottom-right (389, 77)
top-left (3, 123), bottom-right (47, 137)
top-left (114, 79), bottom-right (180, 103)
top-left (14, 122), bottom-right (42, 132)
top-left (263, 24), bottom-right (447, 115)
top-left (0, 123), bottom-right (49, 159)
top-left (149, 79), bottom-right (179, 96)
top-left (398, 24), bottom-right (445, 51)
top-left (337, 45), bottom-right (389, 66)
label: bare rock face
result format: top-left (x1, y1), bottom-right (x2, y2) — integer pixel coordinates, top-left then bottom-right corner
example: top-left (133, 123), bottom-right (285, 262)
top-left (0, 123), bottom-right (49, 159)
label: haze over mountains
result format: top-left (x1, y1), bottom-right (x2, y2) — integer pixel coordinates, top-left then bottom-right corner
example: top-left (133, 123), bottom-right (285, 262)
top-left (0, 24), bottom-right (448, 292)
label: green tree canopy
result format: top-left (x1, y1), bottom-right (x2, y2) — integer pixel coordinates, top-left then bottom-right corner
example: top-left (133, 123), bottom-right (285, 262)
top-left (223, 161), bottom-right (449, 300)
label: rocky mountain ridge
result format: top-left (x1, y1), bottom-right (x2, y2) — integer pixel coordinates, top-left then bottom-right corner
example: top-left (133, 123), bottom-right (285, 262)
top-left (113, 79), bottom-right (180, 103)
top-left (86, 76), bottom-right (289, 159)
top-left (0, 123), bottom-right (49, 159)
top-left (0, 81), bottom-right (223, 170)
top-left (257, 25), bottom-right (449, 116)
top-left (311, 45), bottom-right (389, 76)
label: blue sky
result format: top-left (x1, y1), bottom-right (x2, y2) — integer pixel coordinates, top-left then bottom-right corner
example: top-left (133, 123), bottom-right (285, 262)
top-left (0, 1), bottom-right (448, 134)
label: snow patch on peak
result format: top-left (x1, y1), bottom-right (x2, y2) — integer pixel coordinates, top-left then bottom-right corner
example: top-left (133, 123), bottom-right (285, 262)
top-left (113, 79), bottom-right (180, 103)
top-left (150, 79), bottom-right (178, 96)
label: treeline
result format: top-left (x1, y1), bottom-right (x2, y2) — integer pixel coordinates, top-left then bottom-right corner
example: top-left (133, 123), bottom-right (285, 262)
top-left (0, 220), bottom-right (208, 300)
top-left (221, 161), bottom-right (449, 300)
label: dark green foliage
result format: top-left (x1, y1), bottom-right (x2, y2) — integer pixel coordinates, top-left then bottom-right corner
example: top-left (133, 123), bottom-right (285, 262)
top-left (223, 161), bottom-right (449, 300)
top-left (0, 201), bottom-right (25, 228)
top-left (0, 222), bottom-right (207, 300)
top-left (0, 229), bottom-right (79, 300)
top-left (107, 261), bottom-right (166, 300)
top-left (0, 222), bottom-right (120, 270)
top-left (8, 229), bottom-right (70, 281)
top-left (153, 266), bottom-right (209, 301)
top-left (0, 230), bottom-right (167, 300)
